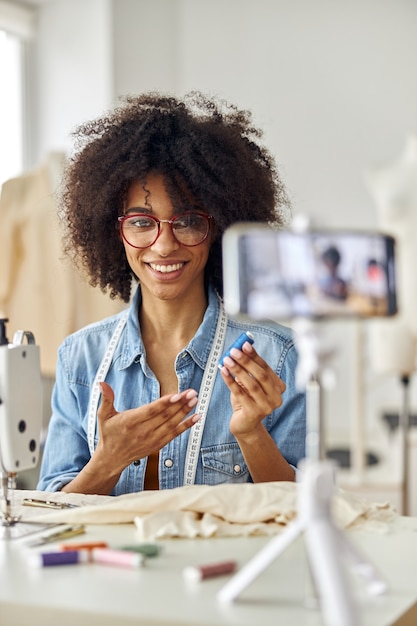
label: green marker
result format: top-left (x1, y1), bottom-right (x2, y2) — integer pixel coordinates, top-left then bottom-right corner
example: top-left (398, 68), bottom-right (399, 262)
top-left (119, 543), bottom-right (162, 557)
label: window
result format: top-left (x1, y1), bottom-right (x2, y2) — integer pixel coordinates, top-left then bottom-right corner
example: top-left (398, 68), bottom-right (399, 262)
top-left (0, 28), bottom-right (24, 186)
top-left (0, 1), bottom-right (35, 187)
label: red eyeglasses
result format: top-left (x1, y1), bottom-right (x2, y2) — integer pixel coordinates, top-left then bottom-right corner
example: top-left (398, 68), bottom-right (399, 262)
top-left (118, 212), bottom-right (213, 248)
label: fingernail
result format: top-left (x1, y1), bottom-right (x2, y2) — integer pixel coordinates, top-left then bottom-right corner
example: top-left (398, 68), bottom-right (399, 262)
top-left (224, 356), bottom-right (235, 367)
top-left (192, 414), bottom-right (202, 423)
top-left (188, 396), bottom-right (198, 408)
top-left (185, 389), bottom-right (198, 399)
top-left (170, 394), bottom-right (181, 403)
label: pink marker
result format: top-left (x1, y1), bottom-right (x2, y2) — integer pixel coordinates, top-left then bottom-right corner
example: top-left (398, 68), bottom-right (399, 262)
top-left (91, 548), bottom-right (145, 569)
top-left (183, 560), bottom-right (237, 582)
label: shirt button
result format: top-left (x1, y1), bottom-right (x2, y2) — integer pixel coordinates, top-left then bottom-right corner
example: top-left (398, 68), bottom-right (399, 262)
top-left (233, 464), bottom-right (241, 473)
top-left (133, 460), bottom-right (141, 466)
top-left (164, 459), bottom-right (174, 468)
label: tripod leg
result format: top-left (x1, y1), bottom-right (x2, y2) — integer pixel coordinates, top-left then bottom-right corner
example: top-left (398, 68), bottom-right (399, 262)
top-left (306, 518), bottom-right (362, 626)
top-left (217, 517), bottom-right (304, 603)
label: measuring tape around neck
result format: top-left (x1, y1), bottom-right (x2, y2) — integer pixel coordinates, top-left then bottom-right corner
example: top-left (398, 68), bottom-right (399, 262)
top-left (183, 303), bottom-right (227, 485)
top-left (87, 312), bottom-right (129, 457)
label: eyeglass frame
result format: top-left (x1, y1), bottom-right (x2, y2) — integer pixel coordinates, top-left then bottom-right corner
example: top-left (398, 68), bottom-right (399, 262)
top-left (118, 211), bottom-right (214, 249)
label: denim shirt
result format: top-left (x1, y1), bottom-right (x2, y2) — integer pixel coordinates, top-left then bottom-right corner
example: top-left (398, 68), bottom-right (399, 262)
top-left (38, 285), bottom-right (306, 495)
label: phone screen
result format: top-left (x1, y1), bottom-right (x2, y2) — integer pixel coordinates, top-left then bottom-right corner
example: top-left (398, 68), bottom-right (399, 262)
top-left (223, 225), bottom-right (397, 320)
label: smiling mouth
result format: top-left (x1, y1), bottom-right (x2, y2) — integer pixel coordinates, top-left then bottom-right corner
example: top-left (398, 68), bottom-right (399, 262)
top-left (148, 262), bottom-right (185, 273)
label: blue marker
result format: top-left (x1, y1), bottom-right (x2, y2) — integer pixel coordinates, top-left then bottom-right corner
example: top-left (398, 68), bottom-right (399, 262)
top-left (218, 331), bottom-right (255, 367)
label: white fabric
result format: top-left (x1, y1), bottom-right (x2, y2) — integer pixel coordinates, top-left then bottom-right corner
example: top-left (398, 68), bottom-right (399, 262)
top-left (14, 482), bottom-right (397, 540)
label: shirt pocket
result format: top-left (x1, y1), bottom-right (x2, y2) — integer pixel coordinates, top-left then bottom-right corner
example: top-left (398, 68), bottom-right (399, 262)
top-left (201, 442), bottom-right (249, 485)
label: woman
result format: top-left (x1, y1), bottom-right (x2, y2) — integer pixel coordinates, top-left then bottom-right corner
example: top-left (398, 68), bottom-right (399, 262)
top-left (38, 92), bottom-right (306, 495)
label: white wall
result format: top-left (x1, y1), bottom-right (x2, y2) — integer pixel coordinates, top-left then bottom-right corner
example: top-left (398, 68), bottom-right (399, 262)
top-left (24, 0), bottom-right (417, 454)
top-left (29, 0), bottom-right (113, 163)
top-left (113, 0), bottom-right (179, 95)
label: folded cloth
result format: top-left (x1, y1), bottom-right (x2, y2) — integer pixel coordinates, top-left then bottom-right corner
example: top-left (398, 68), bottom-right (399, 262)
top-left (14, 482), bottom-right (397, 539)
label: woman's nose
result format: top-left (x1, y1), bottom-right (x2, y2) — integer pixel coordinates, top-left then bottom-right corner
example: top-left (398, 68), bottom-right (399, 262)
top-left (150, 221), bottom-right (179, 255)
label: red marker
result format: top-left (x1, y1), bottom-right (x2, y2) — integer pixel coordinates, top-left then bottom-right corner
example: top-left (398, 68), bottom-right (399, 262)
top-left (183, 560), bottom-right (237, 582)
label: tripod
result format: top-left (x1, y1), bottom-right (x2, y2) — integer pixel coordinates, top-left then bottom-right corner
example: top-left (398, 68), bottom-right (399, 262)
top-left (217, 321), bottom-right (388, 626)
top-left (399, 373), bottom-right (411, 516)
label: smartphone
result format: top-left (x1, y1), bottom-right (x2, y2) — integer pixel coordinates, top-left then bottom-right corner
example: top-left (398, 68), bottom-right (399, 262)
top-left (222, 223), bottom-right (397, 320)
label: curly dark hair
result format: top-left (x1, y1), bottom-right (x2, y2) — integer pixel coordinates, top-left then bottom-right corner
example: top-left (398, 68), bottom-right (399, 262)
top-left (60, 91), bottom-right (291, 302)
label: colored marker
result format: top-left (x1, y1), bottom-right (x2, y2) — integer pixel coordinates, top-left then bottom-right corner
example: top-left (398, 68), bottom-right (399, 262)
top-left (119, 543), bottom-right (162, 557)
top-left (29, 550), bottom-right (89, 568)
top-left (183, 560), bottom-right (237, 582)
top-left (218, 332), bottom-right (254, 367)
top-left (59, 541), bottom-right (108, 552)
top-left (91, 548), bottom-right (145, 569)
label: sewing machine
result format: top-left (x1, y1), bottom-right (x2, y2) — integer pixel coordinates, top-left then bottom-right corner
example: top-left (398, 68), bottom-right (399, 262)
top-left (0, 318), bottom-right (42, 525)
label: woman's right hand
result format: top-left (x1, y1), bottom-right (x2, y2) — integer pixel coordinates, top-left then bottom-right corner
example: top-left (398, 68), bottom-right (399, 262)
top-left (96, 381), bottom-right (200, 470)
top-left (62, 382), bottom-right (200, 494)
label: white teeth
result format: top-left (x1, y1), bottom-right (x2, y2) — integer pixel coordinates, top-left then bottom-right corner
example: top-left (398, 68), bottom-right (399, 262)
top-left (149, 263), bottom-right (184, 273)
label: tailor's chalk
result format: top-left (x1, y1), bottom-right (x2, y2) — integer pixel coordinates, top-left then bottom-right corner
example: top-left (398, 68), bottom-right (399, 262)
top-left (29, 550), bottom-right (89, 568)
top-left (91, 548), bottom-right (145, 569)
top-left (119, 543), bottom-right (162, 557)
top-left (218, 332), bottom-right (254, 367)
top-left (183, 560), bottom-right (237, 582)
top-left (59, 541), bottom-right (108, 552)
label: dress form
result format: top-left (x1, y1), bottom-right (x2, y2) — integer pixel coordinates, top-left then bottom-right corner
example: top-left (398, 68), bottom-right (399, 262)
top-left (0, 152), bottom-right (126, 377)
top-left (365, 135), bottom-right (417, 515)
top-left (365, 135), bottom-right (417, 376)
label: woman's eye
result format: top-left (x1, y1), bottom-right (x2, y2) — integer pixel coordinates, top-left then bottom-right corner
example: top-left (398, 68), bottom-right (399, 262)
top-left (130, 217), bottom-right (154, 229)
top-left (176, 215), bottom-right (196, 228)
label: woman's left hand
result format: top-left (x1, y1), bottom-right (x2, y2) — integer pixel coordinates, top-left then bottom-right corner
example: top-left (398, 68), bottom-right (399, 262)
top-left (218, 340), bottom-right (286, 437)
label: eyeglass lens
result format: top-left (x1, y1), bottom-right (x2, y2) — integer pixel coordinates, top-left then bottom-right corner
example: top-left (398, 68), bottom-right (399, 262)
top-left (121, 213), bottom-right (210, 248)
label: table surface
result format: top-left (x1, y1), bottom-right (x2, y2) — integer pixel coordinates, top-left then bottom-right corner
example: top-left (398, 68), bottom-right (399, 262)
top-left (1, 511), bottom-right (417, 626)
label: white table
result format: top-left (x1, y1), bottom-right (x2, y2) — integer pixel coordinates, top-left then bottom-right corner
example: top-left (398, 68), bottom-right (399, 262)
top-left (1, 514), bottom-right (417, 626)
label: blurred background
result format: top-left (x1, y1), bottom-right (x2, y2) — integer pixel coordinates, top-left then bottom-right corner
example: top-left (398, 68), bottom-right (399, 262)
top-left (1, 0), bottom-right (417, 511)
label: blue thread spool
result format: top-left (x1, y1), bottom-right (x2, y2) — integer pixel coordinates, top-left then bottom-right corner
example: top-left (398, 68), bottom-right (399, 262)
top-left (218, 332), bottom-right (255, 367)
